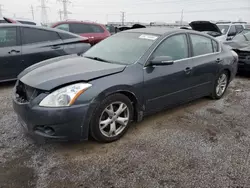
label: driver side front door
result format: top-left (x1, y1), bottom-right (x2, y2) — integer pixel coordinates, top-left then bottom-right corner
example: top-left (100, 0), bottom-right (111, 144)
top-left (143, 33), bottom-right (194, 114)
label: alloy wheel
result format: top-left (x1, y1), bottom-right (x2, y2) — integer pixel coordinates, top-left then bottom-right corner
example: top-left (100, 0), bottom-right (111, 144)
top-left (216, 73), bottom-right (228, 97)
top-left (99, 102), bottom-right (130, 138)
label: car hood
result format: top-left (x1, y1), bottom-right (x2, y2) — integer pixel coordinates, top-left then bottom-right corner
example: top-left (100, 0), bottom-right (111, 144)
top-left (19, 55), bottom-right (126, 91)
top-left (224, 41), bottom-right (250, 51)
top-left (189, 21), bottom-right (222, 34)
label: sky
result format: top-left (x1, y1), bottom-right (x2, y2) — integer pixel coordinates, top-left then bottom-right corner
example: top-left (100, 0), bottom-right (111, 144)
top-left (1, 0), bottom-right (250, 24)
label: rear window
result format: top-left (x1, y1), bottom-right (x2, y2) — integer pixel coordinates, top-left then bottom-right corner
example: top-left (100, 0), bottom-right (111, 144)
top-left (55, 24), bottom-right (70, 32)
top-left (58, 32), bottom-right (78, 40)
top-left (70, 23), bottom-right (104, 34)
top-left (0, 27), bottom-right (17, 47)
top-left (22, 27), bottom-right (61, 45)
top-left (190, 34), bottom-right (213, 56)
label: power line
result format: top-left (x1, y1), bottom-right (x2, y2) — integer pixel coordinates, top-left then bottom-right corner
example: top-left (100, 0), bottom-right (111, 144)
top-left (58, 10), bottom-right (63, 21)
top-left (126, 7), bottom-right (250, 15)
top-left (31, 5), bottom-right (35, 20)
top-left (0, 4), bottom-right (4, 17)
top-left (38, 0), bottom-right (49, 24)
top-left (121, 11), bottom-right (125, 26)
top-left (71, 0), bottom-right (238, 7)
top-left (180, 9), bottom-right (184, 26)
top-left (58, 0), bottom-right (71, 20)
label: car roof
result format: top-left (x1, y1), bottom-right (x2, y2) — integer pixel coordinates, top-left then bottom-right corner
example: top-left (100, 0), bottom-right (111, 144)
top-left (123, 27), bottom-right (207, 36)
top-left (0, 23), bottom-right (82, 37)
top-left (51, 20), bottom-right (104, 26)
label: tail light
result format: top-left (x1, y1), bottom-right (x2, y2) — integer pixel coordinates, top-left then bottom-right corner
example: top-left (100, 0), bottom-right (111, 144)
top-left (80, 37), bottom-right (90, 44)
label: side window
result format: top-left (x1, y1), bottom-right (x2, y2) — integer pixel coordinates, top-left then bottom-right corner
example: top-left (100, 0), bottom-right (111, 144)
top-left (58, 32), bottom-right (78, 40)
top-left (245, 32), bottom-right (250, 41)
top-left (22, 27), bottom-right (61, 45)
top-left (91, 25), bottom-right (105, 33)
top-left (190, 34), bottom-right (213, 56)
top-left (70, 23), bottom-right (93, 34)
top-left (55, 24), bottom-right (70, 32)
top-left (0, 27), bottom-right (17, 47)
top-left (228, 25), bottom-right (236, 35)
top-left (235, 25), bottom-right (244, 33)
top-left (212, 40), bottom-right (219, 52)
top-left (152, 34), bottom-right (188, 61)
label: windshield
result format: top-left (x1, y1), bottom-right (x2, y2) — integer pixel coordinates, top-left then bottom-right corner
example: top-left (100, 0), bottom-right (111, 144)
top-left (84, 32), bottom-right (158, 65)
top-left (217, 25), bottom-right (229, 35)
top-left (233, 33), bottom-right (247, 42)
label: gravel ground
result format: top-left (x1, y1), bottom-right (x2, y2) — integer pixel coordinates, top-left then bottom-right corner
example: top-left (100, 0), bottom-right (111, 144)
top-left (1, 76), bottom-right (250, 188)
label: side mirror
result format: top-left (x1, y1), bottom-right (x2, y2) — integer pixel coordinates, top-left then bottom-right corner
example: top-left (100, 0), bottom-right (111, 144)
top-left (150, 56), bottom-right (174, 66)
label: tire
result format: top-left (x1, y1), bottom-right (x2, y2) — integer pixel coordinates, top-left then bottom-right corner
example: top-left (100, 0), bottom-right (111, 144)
top-left (211, 70), bottom-right (229, 100)
top-left (90, 93), bottom-right (133, 143)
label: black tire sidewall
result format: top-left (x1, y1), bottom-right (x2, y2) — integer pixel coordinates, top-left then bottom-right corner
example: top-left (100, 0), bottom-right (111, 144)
top-left (90, 94), bottom-right (133, 143)
top-left (212, 71), bottom-right (229, 99)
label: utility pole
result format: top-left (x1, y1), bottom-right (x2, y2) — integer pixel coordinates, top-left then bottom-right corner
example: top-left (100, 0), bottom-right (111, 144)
top-left (180, 9), bottom-right (184, 26)
top-left (31, 5), bottom-right (35, 20)
top-left (0, 5), bottom-right (4, 18)
top-left (58, 0), bottom-right (71, 20)
top-left (58, 10), bottom-right (63, 21)
top-left (121, 11), bottom-right (125, 26)
top-left (39, 0), bottom-right (49, 25)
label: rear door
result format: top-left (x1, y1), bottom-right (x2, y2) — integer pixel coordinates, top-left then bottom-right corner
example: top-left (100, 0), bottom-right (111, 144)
top-left (144, 33), bottom-right (194, 113)
top-left (188, 34), bottom-right (222, 97)
top-left (20, 26), bottom-right (66, 71)
top-left (70, 23), bottom-right (106, 45)
top-left (0, 26), bottom-right (22, 81)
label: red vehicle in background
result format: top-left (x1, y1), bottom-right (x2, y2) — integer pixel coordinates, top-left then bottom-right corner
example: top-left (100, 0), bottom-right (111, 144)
top-left (51, 21), bottom-right (110, 45)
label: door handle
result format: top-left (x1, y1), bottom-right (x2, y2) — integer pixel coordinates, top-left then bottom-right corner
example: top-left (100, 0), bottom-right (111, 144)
top-left (216, 58), bottom-right (222, 63)
top-left (51, 45), bottom-right (61, 49)
top-left (8, 49), bottom-right (20, 54)
top-left (184, 67), bottom-right (192, 74)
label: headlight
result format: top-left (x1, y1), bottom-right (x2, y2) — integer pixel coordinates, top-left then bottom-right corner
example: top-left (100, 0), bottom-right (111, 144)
top-left (39, 83), bottom-right (92, 107)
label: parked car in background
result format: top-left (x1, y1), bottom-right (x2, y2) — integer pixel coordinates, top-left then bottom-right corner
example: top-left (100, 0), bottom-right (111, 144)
top-left (13, 28), bottom-right (237, 143)
top-left (189, 21), bottom-right (223, 38)
top-left (216, 22), bottom-right (246, 41)
top-left (244, 24), bottom-right (250, 29)
top-left (0, 24), bottom-right (90, 82)
top-left (51, 21), bottom-right (110, 45)
top-left (105, 24), bottom-right (116, 35)
top-left (224, 29), bottom-right (250, 72)
top-left (190, 21), bottom-right (246, 42)
top-left (0, 17), bottom-right (41, 26)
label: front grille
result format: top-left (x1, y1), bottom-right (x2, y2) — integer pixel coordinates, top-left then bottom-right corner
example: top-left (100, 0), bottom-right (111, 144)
top-left (15, 81), bottom-right (41, 103)
top-left (235, 50), bottom-right (250, 61)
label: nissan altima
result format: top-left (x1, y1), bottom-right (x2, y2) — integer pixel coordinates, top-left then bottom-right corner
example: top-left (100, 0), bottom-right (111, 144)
top-left (13, 28), bottom-right (238, 143)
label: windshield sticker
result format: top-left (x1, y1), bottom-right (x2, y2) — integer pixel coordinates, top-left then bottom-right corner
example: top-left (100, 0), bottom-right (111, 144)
top-left (139, 35), bottom-right (158, 40)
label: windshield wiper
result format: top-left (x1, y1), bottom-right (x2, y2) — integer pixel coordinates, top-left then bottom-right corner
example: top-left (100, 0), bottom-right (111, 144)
top-left (84, 56), bottom-right (110, 63)
top-left (84, 56), bottom-right (126, 65)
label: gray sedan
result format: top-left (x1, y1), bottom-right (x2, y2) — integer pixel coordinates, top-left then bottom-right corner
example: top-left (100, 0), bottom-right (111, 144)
top-left (13, 28), bottom-right (238, 143)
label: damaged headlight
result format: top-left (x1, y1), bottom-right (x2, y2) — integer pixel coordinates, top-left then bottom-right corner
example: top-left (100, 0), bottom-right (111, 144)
top-left (39, 83), bottom-right (92, 107)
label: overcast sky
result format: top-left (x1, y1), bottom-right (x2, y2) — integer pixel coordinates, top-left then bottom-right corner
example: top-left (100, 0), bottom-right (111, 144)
top-left (1, 0), bottom-right (250, 24)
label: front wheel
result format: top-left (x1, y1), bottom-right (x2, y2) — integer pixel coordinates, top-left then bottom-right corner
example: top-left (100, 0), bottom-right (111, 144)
top-left (211, 71), bottom-right (229, 99)
top-left (90, 94), bottom-right (133, 143)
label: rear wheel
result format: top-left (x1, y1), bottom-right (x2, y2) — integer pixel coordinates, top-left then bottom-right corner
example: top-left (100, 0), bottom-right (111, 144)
top-left (211, 71), bottom-right (229, 99)
top-left (90, 94), bottom-right (133, 143)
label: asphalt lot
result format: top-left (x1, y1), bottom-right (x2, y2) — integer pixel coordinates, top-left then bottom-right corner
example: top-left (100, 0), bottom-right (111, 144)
top-left (1, 76), bottom-right (250, 188)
